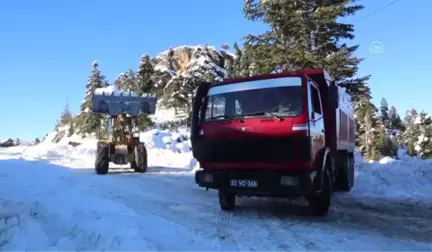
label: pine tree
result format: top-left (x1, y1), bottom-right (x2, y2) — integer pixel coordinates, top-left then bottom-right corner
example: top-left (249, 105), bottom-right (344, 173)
top-left (219, 47), bottom-right (236, 79)
top-left (134, 54), bottom-right (157, 128)
top-left (414, 113), bottom-right (432, 159)
top-left (68, 119), bottom-right (75, 137)
top-left (403, 111), bottom-right (432, 158)
top-left (78, 61), bottom-right (109, 134)
top-left (168, 76), bottom-right (185, 115)
top-left (403, 108), bottom-right (420, 156)
top-left (242, 0), bottom-right (374, 156)
top-left (229, 42), bottom-right (253, 77)
top-left (114, 73), bottom-right (127, 90)
top-left (374, 98), bottom-right (403, 158)
top-left (60, 101), bottom-right (73, 126)
top-left (388, 106), bottom-right (404, 132)
top-left (0, 138), bottom-right (15, 147)
top-left (404, 108), bottom-right (418, 125)
top-left (355, 100), bottom-right (380, 160)
top-left (379, 98), bottom-right (390, 128)
top-left (34, 138), bottom-right (41, 145)
top-left (136, 54), bottom-right (155, 95)
top-left (115, 69), bottom-right (137, 92)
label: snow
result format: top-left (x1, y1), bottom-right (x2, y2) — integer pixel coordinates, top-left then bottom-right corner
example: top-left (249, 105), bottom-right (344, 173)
top-left (153, 45), bottom-right (228, 83)
top-left (149, 103), bottom-right (188, 124)
top-left (154, 64), bottom-right (176, 76)
top-left (353, 153), bottom-right (432, 203)
top-left (0, 125), bottom-right (431, 250)
top-left (93, 85), bottom-right (155, 98)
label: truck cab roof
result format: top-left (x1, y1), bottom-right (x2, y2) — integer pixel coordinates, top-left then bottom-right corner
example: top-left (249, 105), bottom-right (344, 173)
top-left (211, 68), bottom-right (333, 89)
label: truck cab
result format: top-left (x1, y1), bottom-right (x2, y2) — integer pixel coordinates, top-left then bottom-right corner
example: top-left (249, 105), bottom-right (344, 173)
top-left (190, 68), bottom-right (355, 216)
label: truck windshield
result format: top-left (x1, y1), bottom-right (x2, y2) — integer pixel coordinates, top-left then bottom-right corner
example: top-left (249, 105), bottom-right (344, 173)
top-left (204, 76), bottom-right (303, 121)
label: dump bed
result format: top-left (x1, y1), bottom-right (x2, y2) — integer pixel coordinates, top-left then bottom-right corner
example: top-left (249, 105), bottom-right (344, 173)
top-left (335, 86), bottom-right (355, 152)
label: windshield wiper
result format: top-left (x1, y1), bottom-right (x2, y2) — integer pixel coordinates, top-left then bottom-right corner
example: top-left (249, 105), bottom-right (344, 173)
top-left (240, 111), bottom-right (284, 121)
top-left (208, 115), bottom-right (244, 122)
top-left (208, 115), bottom-right (230, 120)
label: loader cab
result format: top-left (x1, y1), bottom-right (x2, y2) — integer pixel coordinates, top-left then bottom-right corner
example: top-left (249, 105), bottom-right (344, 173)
top-left (106, 117), bottom-right (113, 135)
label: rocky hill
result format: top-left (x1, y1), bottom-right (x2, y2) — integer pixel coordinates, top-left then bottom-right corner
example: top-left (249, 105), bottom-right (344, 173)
top-left (115, 45), bottom-right (236, 115)
top-left (59, 44), bottom-right (238, 138)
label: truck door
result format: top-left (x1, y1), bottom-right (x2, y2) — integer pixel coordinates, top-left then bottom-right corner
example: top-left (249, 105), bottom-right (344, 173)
top-left (307, 79), bottom-right (325, 160)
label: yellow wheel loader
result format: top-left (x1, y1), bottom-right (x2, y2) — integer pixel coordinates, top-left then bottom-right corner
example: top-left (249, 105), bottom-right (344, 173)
top-left (91, 89), bottom-right (157, 175)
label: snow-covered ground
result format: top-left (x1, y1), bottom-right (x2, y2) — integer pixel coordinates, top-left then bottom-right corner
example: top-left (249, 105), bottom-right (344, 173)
top-left (0, 129), bottom-right (431, 251)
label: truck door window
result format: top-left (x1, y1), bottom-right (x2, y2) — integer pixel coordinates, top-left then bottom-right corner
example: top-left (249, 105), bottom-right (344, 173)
top-left (205, 95), bottom-right (226, 119)
top-left (235, 99), bottom-right (242, 114)
top-left (310, 84), bottom-right (322, 115)
top-left (205, 96), bottom-right (212, 119)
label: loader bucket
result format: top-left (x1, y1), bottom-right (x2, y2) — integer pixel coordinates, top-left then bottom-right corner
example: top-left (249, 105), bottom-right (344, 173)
top-left (91, 89), bottom-right (157, 116)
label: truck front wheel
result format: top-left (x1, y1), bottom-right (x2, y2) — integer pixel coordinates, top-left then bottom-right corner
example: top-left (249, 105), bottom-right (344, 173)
top-left (218, 189), bottom-right (236, 211)
top-left (307, 165), bottom-right (332, 216)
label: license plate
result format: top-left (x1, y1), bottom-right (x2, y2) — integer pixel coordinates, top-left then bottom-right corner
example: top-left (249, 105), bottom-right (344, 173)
top-left (230, 179), bottom-right (258, 188)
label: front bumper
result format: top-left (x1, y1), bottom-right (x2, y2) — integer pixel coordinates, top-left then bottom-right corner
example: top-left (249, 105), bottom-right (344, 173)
top-left (195, 169), bottom-right (320, 197)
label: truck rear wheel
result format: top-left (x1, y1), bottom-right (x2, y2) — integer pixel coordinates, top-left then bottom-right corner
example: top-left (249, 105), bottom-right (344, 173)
top-left (95, 144), bottom-right (109, 175)
top-left (335, 154), bottom-right (354, 192)
top-left (218, 189), bottom-right (236, 211)
top-left (131, 143), bottom-right (148, 173)
top-left (307, 165), bottom-right (332, 216)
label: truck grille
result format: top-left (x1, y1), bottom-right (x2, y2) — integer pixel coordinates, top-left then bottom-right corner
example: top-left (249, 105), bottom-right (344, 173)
top-left (194, 136), bottom-right (310, 163)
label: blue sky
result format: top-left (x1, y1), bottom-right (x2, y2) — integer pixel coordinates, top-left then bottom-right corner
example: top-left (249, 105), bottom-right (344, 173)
top-left (0, 0), bottom-right (429, 140)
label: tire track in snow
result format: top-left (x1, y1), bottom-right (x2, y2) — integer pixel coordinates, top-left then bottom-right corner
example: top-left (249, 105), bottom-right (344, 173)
top-left (24, 200), bottom-right (152, 251)
top-left (0, 199), bottom-right (22, 250)
top-left (49, 166), bottom-right (432, 251)
top-left (331, 195), bottom-right (432, 246)
top-left (83, 173), bottom-right (329, 251)
top-left (87, 174), bottom-right (244, 250)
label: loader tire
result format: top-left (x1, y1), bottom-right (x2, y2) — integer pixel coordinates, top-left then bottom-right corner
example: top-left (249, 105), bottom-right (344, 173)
top-left (307, 161), bottom-right (332, 217)
top-left (95, 144), bottom-right (109, 175)
top-left (335, 154), bottom-right (354, 192)
top-left (131, 143), bottom-right (148, 173)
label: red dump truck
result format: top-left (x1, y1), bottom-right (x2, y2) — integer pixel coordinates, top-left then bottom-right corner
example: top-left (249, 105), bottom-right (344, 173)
top-left (190, 68), bottom-right (355, 216)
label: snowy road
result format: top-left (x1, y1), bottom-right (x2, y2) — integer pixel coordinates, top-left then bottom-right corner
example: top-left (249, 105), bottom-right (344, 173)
top-left (0, 132), bottom-right (431, 251)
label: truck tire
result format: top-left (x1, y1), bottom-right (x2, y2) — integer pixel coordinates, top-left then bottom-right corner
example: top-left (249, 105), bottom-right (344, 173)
top-left (218, 189), bottom-right (235, 211)
top-left (307, 160), bottom-right (333, 216)
top-left (131, 143), bottom-right (148, 173)
top-left (95, 144), bottom-right (109, 175)
top-left (335, 154), bottom-right (354, 192)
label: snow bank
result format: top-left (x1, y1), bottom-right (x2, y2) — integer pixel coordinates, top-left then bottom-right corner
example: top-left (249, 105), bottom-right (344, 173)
top-left (0, 159), bottom-right (208, 251)
top-left (149, 104), bottom-right (188, 124)
top-left (353, 153), bottom-right (432, 203)
top-left (0, 127), bottom-right (196, 173)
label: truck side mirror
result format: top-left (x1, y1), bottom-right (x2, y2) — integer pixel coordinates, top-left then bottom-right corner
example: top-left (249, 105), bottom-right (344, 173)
top-left (328, 84), bottom-right (339, 109)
